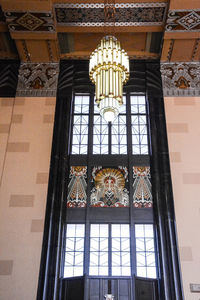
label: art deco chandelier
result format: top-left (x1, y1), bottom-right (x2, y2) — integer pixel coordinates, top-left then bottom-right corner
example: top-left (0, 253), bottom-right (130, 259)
top-left (89, 35), bottom-right (129, 122)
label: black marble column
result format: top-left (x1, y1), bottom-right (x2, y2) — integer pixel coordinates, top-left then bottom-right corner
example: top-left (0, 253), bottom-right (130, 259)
top-left (146, 63), bottom-right (184, 300)
top-left (37, 62), bottom-right (74, 300)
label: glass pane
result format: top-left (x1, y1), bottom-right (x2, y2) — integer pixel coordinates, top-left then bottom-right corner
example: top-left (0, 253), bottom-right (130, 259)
top-left (89, 266), bottom-right (99, 276)
top-left (112, 267), bottom-right (121, 276)
top-left (145, 238), bottom-right (154, 252)
top-left (90, 238), bottom-right (99, 251)
top-left (75, 238), bottom-right (84, 251)
top-left (144, 225), bottom-right (154, 237)
top-left (74, 267), bottom-right (83, 276)
top-left (121, 238), bottom-right (130, 251)
top-left (76, 224), bottom-right (85, 237)
top-left (75, 252), bottom-right (84, 265)
top-left (65, 252), bottom-right (74, 265)
top-left (67, 224), bottom-right (76, 237)
top-left (112, 252), bottom-right (120, 266)
top-left (90, 224), bottom-right (99, 237)
top-left (66, 238), bottom-right (75, 251)
top-left (100, 224), bottom-right (109, 237)
top-left (100, 238), bottom-right (108, 251)
top-left (147, 267), bottom-right (157, 279)
top-left (121, 252), bottom-right (130, 266)
top-left (112, 238), bottom-right (120, 251)
top-left (136, 252), bottom-right (146, 267)
top-left (136, 238), bottom-right (145, 251)
top-left (64, 267), bottom-right (74, 278)
top-left (90, 252), bottom-right (98, 266)
top-left (135, 225), bottom-right (144, 237)
top-left (146, 252), bottom-right (156, 266)
top-left (137, 267), bottom-right (147, 277)
top-left (99, 267), bottom-right (108, 276)
top-left (99, 252), bottom-right (108, 266)
top-left (121, 225), bottom-right (129, 237)
top-left (112, 224), bottom-right (120, 237)
top-left (122, 267), bottom-right (131, 276)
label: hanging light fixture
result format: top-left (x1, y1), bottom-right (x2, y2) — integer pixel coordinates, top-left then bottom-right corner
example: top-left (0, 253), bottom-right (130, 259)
top-left (89, 35), bottom-right (129, 122)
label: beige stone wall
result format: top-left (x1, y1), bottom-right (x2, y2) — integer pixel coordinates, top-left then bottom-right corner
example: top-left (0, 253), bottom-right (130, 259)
top-left (164, 97), bottom-right (200, 300)
top-left (0, 97), bottom-right (56, 300)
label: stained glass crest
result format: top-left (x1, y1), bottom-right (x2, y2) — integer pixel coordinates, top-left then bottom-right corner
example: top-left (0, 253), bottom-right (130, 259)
top-left (133, 166), bottom-right (152, 208)
top-left (90, 166), bottom-right (129, 207)
top-left (67, 166), bottom-right (87, 208)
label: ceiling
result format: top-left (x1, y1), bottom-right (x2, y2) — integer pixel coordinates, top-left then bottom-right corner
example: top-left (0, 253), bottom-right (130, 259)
top-left (0, 0), bottom-right (199, 62)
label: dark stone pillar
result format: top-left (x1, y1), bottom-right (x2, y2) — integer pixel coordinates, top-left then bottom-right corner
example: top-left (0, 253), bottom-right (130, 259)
top-left (146, 62), bottom-right (184, 300)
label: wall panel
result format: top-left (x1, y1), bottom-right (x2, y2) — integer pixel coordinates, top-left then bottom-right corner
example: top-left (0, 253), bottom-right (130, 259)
top-left (165, 97), bottom-right (200, 300)
top-left (0, 97), bottom-right (55, 300)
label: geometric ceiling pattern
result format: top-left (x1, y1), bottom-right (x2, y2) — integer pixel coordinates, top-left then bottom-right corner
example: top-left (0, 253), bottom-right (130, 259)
top-left (0, 0), bottom-right (199, 96)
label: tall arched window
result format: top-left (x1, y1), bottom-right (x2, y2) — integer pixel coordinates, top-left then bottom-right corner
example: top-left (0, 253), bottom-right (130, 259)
top-left (37, 61), bottom-right (184, 300)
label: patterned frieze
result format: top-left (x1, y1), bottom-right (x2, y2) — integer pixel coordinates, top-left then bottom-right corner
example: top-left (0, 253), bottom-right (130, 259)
top-left (161, 62), bottom-right (200, 97)
top-left (166, 9), bottom-right (200, 32)
top-left (16, 63), bottom-right (59, 97)
top-left (55, 3), bottom-right (167, 27)
top-left (5, 11), bottom-right (55, 32)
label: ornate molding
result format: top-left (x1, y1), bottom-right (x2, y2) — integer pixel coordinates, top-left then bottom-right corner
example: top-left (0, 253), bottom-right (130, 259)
top-left (166, 9), bottom-right (200, 32)
top-left (55, 3), bottom-right (167, 27)
top-left (5, 11), bottom-right (55, 32)
top-left (16, 63), bottom-right (59, 97)
top-left (161, 62), bottom-right (200, 97)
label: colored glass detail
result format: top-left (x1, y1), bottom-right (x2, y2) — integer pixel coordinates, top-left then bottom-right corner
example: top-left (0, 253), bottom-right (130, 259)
top-left (133, 166), bottom-right (152, 208)
top-left (90, 166), bottom-right (129, 207)
top-left (67, 166), bottom-right (87, 208)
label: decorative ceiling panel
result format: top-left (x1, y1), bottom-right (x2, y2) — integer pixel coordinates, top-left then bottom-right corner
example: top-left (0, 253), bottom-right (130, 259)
top-left (166, 9), bottom-right (200, 32)
top-left (5, 11), bottom-right (55, 32)
top-left (55, 3), bottom-right (167, 27)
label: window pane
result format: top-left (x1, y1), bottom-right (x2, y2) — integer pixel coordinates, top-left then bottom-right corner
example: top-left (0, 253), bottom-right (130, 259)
top-left (111, 224), bottom-right (130, 276)
top-left (72, 95), bottom-right (89, 155)
top-left (64, 224), bottom-right (85, 278)
top-left (89, 224), bottom-right (109, 275)
top-left (131, 95), bottom-right (149, 155)
top-left (135, 224), bottom-right (157, 279)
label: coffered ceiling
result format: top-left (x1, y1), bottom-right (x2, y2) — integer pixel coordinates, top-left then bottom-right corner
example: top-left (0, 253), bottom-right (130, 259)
top-left (0, 0), bottom-right (199, 62)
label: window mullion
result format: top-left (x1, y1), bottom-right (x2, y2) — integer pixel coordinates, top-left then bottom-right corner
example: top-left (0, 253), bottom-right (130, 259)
top-left (108, 224), bottom-right (112, 276)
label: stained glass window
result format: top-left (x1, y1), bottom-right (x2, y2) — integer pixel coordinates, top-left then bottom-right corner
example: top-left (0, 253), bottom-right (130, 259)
top-left (135, 224), bottom-right (157, 278)
top-left (64, 224), bottom-right (85, 277)
top-left (71, 95), bottom-right (90, 155)
top-left (67, 166), bottom-right (87, 208)
top-left (90, 167), bottom-right (129, 207)
top-left (131, 95), bottom-right (148, 155)
top-left (133, 167), bottom-right (152, 208)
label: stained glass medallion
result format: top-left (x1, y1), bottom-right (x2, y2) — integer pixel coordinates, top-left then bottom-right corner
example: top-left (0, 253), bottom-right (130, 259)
top-left (90, 166), bottom-right (129, 207)
top-left (67, 166), bottom-right (87, 208)
top-left (133, 167), bottom-right (152, 208)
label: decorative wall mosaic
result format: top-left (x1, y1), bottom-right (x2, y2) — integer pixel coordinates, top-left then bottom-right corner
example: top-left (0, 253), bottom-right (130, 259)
top-left (166, 10), bottom-right (200, 32)
top-left (5, 11), bottom-right (55, 32)
top-left (133, 166), bottom-right (152, 208)
top-left (16, 63), bottom-right (59, 97)
top-left (55, 3), bottom-right (167, 27)
top-left (67, 166), bottom-right (87, 208)
top-left (90, 166), bottom-right (129, 207)
top-left (161, 62), bottom-right (200, 97)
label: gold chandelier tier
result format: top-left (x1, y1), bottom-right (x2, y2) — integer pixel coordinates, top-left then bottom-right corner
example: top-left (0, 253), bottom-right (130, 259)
top-left (89, 36), bottom-right (129, 122)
